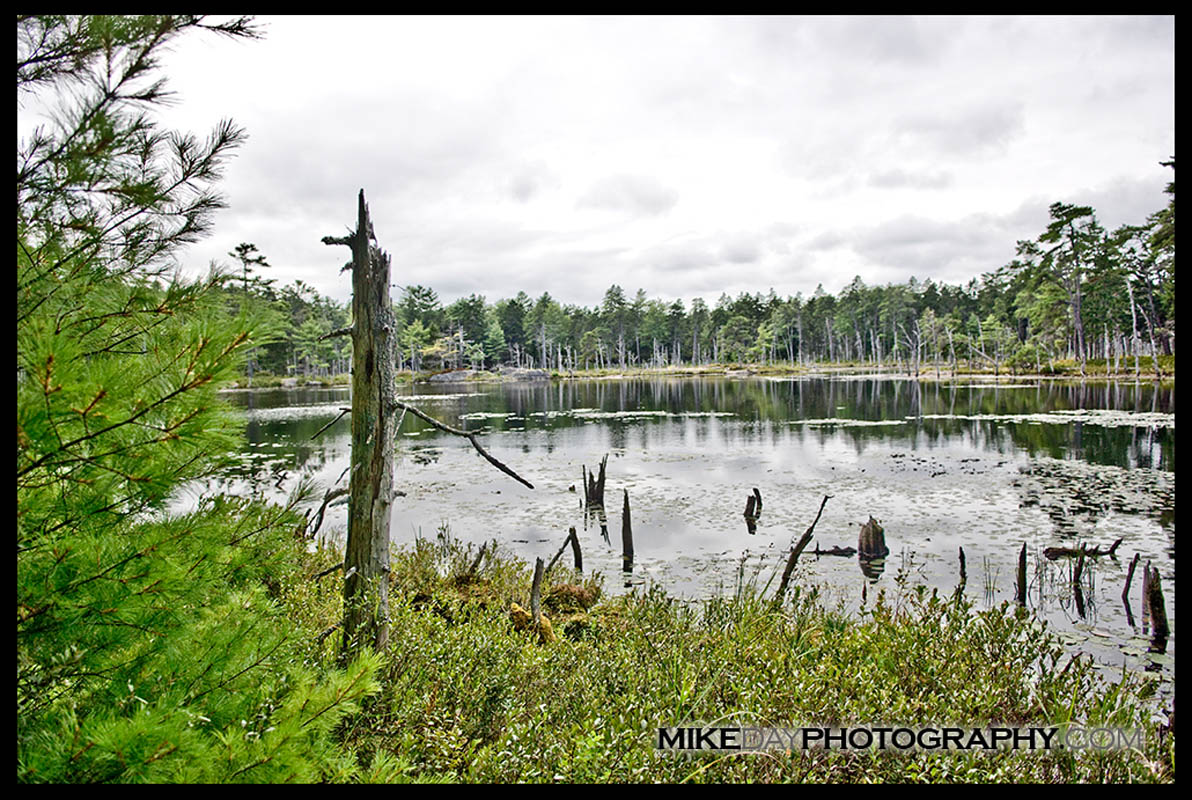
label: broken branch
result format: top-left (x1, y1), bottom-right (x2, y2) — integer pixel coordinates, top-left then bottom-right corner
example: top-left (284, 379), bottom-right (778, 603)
top-left (775, 494), bottom-right (832, 603)
top-left (310, 486), bottom-right (349, 536)
top-left (381, 399), bottom-right (535, 489)
top-left (311, 408), bottom-right (350, 441)
top-left (319, 325), bottom-right (354, 341)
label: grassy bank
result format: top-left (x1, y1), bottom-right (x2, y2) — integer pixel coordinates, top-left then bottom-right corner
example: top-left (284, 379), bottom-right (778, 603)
top-left (224, 355), bottom-right (1174, 390)
top-left (280, 534), bottom-right (1175, 783)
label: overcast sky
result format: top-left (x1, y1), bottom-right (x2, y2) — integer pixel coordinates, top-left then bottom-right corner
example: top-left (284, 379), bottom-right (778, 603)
top-left (149, 15), bottom-right (1174, 309)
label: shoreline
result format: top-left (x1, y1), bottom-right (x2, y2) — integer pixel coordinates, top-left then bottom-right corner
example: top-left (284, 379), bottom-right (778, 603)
top-left (219, 362), bottom-right (1176, 392)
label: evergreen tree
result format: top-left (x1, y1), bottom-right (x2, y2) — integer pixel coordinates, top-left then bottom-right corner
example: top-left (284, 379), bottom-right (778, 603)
top-left (17, 15), bottom-right (377, 782)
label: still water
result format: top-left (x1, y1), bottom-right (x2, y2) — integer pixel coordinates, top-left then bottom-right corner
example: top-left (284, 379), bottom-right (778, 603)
top-left (201, 376), bottom-right (1175, 690)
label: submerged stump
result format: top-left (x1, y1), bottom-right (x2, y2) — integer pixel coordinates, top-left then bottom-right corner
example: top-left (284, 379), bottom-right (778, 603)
top-left (1016, 542), bottom-right (1028, 605)
top-left (1145, 565), bottom-right (1169, 651)
top-left (621, 489), bottom-right (634, 572)
top-left (857, 516), bottom-right (889, 558)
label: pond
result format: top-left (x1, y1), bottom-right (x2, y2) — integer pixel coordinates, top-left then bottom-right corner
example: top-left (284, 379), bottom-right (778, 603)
top-left (198, 375), bottom-right (1175, 696)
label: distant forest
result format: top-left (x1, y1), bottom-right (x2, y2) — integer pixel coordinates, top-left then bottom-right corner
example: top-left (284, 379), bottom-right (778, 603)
top-left (228, 174), bottom-right (1174, 378)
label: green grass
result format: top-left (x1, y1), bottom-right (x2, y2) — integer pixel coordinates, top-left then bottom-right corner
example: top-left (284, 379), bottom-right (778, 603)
top-left (1045, 355), bottom-right (1175, 378)
top-left (281, 534), bottom-right (1175, 783)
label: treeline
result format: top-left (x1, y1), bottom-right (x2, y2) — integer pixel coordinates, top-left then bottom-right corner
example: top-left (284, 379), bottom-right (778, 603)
top-left (237, 171), bottom-right (1174, 378)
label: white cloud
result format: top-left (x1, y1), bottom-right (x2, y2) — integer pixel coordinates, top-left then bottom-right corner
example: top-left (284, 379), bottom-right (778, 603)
top-left (578, 174), bottom-right (680, 217)
top-left (116, 14), bottom-right (1175, 307)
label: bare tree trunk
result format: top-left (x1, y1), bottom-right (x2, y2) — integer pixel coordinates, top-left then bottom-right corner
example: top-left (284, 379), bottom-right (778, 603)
top-left (323, 190), bottom-right (396, 662)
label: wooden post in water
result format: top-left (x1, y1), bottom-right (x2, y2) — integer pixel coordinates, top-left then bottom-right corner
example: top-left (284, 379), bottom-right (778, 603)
top-left (744, 490), bottom-right (761, 534)
top-left (1146, 565), bottom-right (1169, 649)
top-left (957, 546), bottom-right (967, 593)
top-left (596, 454), bottom-right (608, 506)
top-left (621, 489), bottom-right (634, 571)
top-left (1073, 551), bottom-right (1086, 618)
top-left (323, 190), bottom-right (396, 662)
top-left (583, 455), bottom-right (608, 508)
top-left (1141, 559), bottom-right (1153, 633)
top-left (1016, 543), bottom-right (1028, 605)
top-left (1122, 553), bottom-right (1140, 603)
top-left (569, 526), bottom-right (583, 572)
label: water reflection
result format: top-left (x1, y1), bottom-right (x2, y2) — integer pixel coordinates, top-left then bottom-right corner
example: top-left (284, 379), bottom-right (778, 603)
top-left (209, 376), bottom-right (1175, 689)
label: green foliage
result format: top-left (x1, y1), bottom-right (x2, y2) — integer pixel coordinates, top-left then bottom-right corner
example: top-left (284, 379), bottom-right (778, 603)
top-left (326, 538), bottom-right (1173, 783)
top-left (17, 15), bottom-right (378, 782)
top-left (162, 171), bottom-right (1175, 380)
top-left (717, 315), bottom-right (756, 363)
top-left (482, 315), bottom-right (507, 367)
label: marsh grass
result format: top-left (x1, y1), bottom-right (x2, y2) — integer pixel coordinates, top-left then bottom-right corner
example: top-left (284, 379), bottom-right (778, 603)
top-left (283, 535), bottom-right (1173, 783)
top-left (982, 556), bottom-right (1001, 607)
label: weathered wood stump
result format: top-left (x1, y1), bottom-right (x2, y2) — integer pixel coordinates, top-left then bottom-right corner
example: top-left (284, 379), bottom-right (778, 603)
top-left (621, 489), bottom-right (634, 572)
top-left (1121, 552), bottom-right (1140, 602)
top-left (1073, 551), bottom-right (1086, 618)
top-left (1145, 565), bottom-right (1169, 651)
top-left (1016, 542), bottom-right (1028, 605)
top-left (1141, 559), bottom-right (1153, 631)
top-left (743, 492), bottom-right (759, 534)
top-left (857, 516), bottom-right (889, 558)
top-left (569, 526), bottom-right (583, 572)
top-left (585, 454), bottom-right (608, 507)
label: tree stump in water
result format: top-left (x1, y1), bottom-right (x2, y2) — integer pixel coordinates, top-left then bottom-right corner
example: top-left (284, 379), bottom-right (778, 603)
top-left (857, 516), bottom-right (889, 558)
top-left (1145, 565), bottom-right (1169, 651)
top-left (621, 489), bottom-right (634, 572)
top-left (1016, 542), bottom-right (1028, 605)
top-left (743, 493), bottom-right (759, 534)
top-left (583, 454), bottom-right (609, 509)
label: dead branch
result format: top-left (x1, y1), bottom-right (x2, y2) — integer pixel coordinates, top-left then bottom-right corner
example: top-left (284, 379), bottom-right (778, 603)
top-left (310, 487), bottom-right (349, 536)
top-left (378, 399), bottom-right (535, 489)
top-left (315, 561), bottom-right (344, 580)
top-left (546, 527), bottom-right (577, 573)
top-left (812, 544), bottom-right (855, 557)
top-left (775, 494), bottom-right (832, 602)
top-left (1122, 552), bottom-right (1140, 602)
top-left (315, 622), bottom-right (341, 648)
top-left (1042, 537), bottom-right (1124, 561)
top-left (310, 408), bottom-right (350, 441)
top-left (319, 325), bottom-right (354, 341)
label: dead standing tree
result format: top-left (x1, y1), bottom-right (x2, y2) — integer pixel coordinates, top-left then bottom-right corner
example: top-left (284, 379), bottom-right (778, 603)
top-left (322, 190), bottom-right (535, 664)
top-left (323, 191), bottom-right (398, 662)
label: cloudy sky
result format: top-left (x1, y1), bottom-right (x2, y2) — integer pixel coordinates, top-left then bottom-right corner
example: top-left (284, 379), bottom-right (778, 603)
top-left (149, 15), bottom-right (1173, 308)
